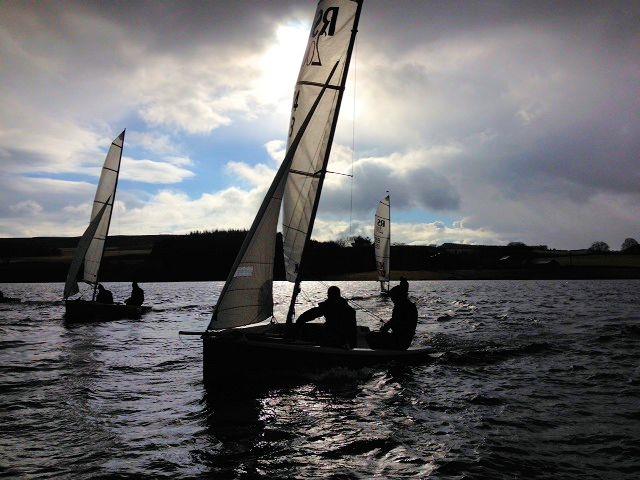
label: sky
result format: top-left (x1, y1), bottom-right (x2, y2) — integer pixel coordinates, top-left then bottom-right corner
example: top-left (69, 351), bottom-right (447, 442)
top-left (1, 0), bottom-right (638, 249)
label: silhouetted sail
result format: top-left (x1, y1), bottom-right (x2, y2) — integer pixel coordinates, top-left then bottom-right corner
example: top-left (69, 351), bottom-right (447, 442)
top-left (63, 199), bottom-right (110, 299)
top-left (63, 131), bottom-right (125, 299)
top-left (209, 65), bottom-right (340, 330)
top-left (374, 194), bottom-right (390, 290)
top-left (83, 131), bottom-right (125, 285)
top-left (282, 0), bottom-right (362, 281)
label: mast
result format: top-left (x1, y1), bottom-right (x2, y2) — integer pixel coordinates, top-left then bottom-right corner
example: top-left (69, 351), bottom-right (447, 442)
top-left (92, 129), bottom-right (125, 299)
top-left (286, 0), bottom-right (363, 323)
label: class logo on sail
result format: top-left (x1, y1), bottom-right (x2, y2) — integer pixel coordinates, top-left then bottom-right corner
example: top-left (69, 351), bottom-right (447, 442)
top-left (305, 5), bottom-right (339, 66)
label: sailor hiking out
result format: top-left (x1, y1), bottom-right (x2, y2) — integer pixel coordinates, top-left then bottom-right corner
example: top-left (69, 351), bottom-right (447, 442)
top-left (295, 286), bottom-right (357, 348)
top-left (125, 281), bottom-right (144, 306)
top-left (95, 284), bottom-right (114, 305)
top-left (367, 283), bottom-right (418, 350)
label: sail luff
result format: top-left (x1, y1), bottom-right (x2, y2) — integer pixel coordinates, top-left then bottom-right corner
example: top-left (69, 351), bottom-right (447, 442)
top-left (208, 63), bottom-right (340, 331)
top-left (285, 0), bottom-right (363, 323)
top-left (82, 130), bottom-right (125, 285)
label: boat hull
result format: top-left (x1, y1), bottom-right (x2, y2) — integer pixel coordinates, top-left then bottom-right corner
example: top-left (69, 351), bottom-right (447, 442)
top-left (203, 323), bottom-right (433, 382)
top-left (64, 299), bottom-right (151, 322)
top-left (0, 297), bottom-right (21, 304)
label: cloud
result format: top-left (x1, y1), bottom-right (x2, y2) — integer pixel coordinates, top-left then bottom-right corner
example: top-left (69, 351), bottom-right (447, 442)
top-left (126, 131), bottom-right (181, 156)
top-left (226, 161), bottom-right (276, 188)
top-left (1, 1), bottom-right (638, 248)
top-left (120, 157), bottom-right (194, 184)
top-left (313, 144), bottom-right (461, 215)
top-left (9, 200), bottom-right (43, 216)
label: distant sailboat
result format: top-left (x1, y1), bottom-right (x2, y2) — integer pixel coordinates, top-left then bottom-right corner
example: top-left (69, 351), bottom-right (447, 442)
top-left (64, 130), bottom-right (150, 321)
top-left (195, 0), bottom-right (432, 380)
top-left (374, 193), bottom-right (390, 293)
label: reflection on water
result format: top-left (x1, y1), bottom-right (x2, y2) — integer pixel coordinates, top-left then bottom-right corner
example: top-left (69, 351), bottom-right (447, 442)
top-left (1, 280), bottom-right (639, 478)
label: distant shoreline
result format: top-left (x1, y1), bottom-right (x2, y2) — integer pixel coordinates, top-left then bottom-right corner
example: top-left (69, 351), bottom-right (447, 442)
top-left (2, 268), bottom-right (640, 284)
top-left (2, 234), bottom-right (639, 282)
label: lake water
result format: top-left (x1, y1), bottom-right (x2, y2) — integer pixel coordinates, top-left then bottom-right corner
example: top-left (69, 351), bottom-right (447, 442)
top-left (1, 280), bottom-right (639, 479)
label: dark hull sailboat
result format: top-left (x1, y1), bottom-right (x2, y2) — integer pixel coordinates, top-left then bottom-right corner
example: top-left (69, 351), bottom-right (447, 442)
top-left (0, 297), bottom-right (21, 304)
top-left (62, 130), bottom-right (149, 322)
top-left (195, 1), bottom-right (431, 381)
top-left (64, 299), bottom-right (151, 322)
top-left (203, 323), bottom-right (433, 381)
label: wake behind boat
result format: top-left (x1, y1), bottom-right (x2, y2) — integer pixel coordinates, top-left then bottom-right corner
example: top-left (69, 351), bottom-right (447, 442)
top-left (189, 0), bottom-right (429, 382)
top-left (62, 130), bottom-right (150, 322)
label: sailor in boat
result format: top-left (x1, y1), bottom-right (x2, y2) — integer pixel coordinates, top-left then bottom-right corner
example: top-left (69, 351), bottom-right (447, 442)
top-left (367, 284), bottom-right (418, 350)
top-left (399, 276), bottom-right (409, 296)
top-left (295, 286), bottom-right (357, 348)
top-left (95, 284), bottom-right (114, 304)
top-left (124, 281), bottom-right (144, 306)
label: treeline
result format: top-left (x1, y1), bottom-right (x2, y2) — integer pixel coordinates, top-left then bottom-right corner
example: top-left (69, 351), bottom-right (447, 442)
top-left (1, 231), bottom-right (639, 282)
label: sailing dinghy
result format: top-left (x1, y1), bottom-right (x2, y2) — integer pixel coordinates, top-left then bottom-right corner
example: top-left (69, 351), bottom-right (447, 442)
top-left (374, 194), bottom-right (391, 293)
top-left (63, 130), bottom-right (150, 321)
top-left (196, 0), bottom-right (432, 380)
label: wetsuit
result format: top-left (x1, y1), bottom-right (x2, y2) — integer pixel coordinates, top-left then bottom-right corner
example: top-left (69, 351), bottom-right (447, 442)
top-left (125, 284), bottom-right (144, 306)
top-left (96, 288), bottom-right (114, 304)
top-left (296, 298), bottom-right (357, 348)
top-left (367, 298), bottom-right (418, 350)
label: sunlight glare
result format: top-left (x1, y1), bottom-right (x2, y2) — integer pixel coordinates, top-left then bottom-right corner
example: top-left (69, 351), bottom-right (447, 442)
top-left (254, 23), bottom-right (309, 112)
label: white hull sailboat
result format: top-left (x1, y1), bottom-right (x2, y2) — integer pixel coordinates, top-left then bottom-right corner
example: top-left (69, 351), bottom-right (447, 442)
top-left (193, 0), bottom-right (431, 380)
top-left (63, 130), bottom-right (150, 321)
top-left (374, 193), bottom-right (391, 293)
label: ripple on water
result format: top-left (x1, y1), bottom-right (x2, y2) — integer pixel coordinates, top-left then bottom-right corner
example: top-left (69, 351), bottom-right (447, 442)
top-left (0, 280), bottom-right (639, 478)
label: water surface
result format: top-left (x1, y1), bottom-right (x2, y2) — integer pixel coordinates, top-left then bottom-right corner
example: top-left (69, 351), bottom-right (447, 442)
top-left (1, 280), bottom-right (638, 478)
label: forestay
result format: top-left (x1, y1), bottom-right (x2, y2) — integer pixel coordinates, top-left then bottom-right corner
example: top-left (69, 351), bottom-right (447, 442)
top-left (374, 194), bottom-right (390, 284)
top-left (208, 63), bottom-right (340, 330)
top-left (282, 0), bottom-right (361, 281)
top-left (83, 131), bottom-right (125, 285)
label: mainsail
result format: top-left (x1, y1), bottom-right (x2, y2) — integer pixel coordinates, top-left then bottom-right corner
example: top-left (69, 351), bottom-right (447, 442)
top-left (374, 194), bottom-right (390, 290)
top-left (282, 0), bottom-right (362, 282)
top-left (83, 130), bottom-right (125, 285)
top-left (64, 130), bottom-right (125, 298)
top-left (208, 64), bottom-right (340, 330)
